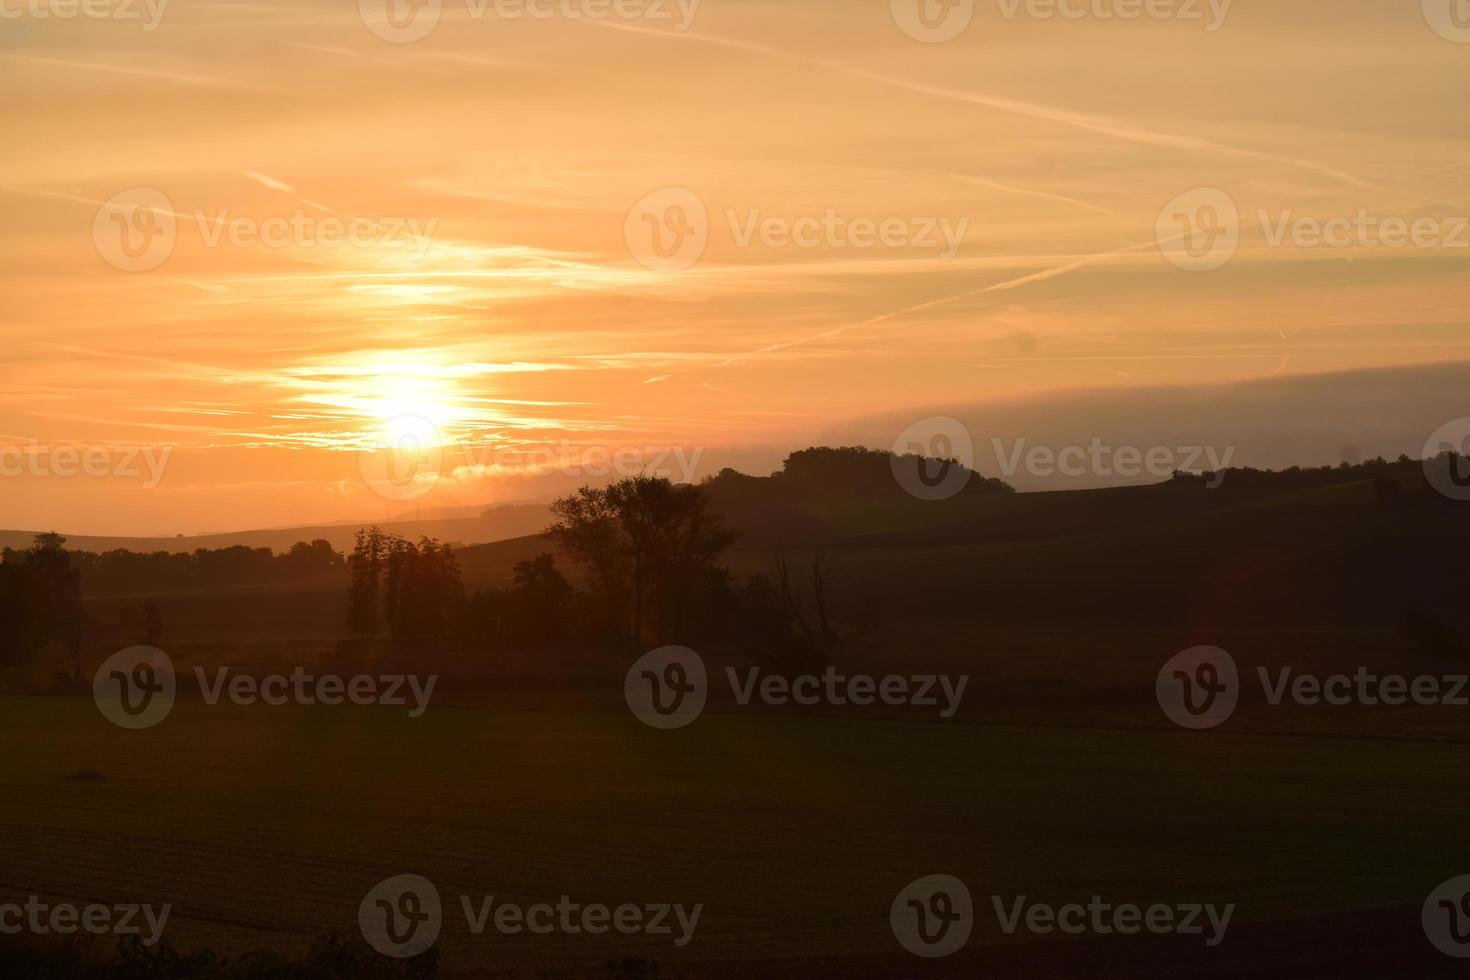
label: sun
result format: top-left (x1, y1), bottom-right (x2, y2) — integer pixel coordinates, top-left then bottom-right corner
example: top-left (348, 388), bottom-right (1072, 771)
top-left (286, 355), bottom-right (504, 451)
top-left (360, 364), bottom-right (468, 441)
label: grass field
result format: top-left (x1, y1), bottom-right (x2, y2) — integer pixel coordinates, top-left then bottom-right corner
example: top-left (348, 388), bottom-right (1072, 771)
top-left (10, 471), bottom-right (1470, 975)
top-left (6, 693), bottom-right (1470, 976)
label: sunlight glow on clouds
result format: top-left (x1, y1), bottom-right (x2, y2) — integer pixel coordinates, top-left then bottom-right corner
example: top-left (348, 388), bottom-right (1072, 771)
top-left (2, 1), bottom-right (1469, 532)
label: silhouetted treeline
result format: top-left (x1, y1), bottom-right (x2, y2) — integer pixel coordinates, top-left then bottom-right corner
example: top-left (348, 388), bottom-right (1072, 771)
top-left (0, 533), bottom-right (81, 667)
top-left (548, 475), bottom-right (739, 648)
top-left (5, 538), bottom-right (346, 598)
top-left (717, 445), bottom-right (1014, 496)
top-left (346, 528), bottom-right (463, 651)
top-left (1168, 452), bottom-right (1456, 492)
top-left (454, 552), bottom-right (575, 652)
top-left (341, 478), bottom-right (830, 668)
top-left (539, 477), bottom-right (829, 667)
top-left (3, 932), bottom-right (440, 980)
top-left (404, 478), bottom-right (748, 656)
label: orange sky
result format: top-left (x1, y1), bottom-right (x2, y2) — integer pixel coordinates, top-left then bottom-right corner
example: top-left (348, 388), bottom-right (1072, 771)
top-left (4, 1), bottom-right (1470, 534)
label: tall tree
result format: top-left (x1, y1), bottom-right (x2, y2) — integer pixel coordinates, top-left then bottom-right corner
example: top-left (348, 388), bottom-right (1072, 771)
top-left (346, 526), bottom-right (385, 637)
top-left (548, 477), bottom-right (736, 646)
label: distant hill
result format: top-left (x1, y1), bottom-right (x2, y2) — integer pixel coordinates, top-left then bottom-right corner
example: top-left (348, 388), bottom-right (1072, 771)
top-left (447, 452), bottom-right (1470, 642)
top-left (699, 445), bottom-right (1013, 546)
top-left (49, 447), bottom-right (1470, 675)
top-left (32, 447), bottom-right (1470, 649)
top-left (0, 502), bottom-right (553, 556)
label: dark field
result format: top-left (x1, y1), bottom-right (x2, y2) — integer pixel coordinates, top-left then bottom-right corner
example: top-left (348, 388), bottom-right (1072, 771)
top-left (6, 695), bottom-right (1470, 977)
top-left (7, 466), bottom-right (1470, 976)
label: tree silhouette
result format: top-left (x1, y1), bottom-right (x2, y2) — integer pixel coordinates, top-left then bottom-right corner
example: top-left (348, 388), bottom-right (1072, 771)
top-left (548, 476), bottom-right (737, 646)
top-left (0, 533), bottom-right (83, 666)
top-left (138, 600), bottom-right (164, 646)
top-left (346, 527), bottom-right (462, 650)
top-left (347, 526), bottom-right (386, 638)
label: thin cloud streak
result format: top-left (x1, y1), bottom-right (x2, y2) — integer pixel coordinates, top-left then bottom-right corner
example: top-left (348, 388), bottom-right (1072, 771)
top-left (580, 20), bottom-right (1374, 190)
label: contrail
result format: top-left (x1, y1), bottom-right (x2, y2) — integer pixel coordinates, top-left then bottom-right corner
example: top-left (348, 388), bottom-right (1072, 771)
top-left (581, 20), bottom-right (1372, 190)
top-left (716, 235), bottom-right (1177, 367)
top-left (940, 171), bottom-right (1115, 215)
top-left (9, 54), bottom-right (266, 92)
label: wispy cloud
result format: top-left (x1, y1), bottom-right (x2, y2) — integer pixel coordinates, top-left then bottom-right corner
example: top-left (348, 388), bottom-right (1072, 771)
top-left (242, 171), bottom-right (294, 192)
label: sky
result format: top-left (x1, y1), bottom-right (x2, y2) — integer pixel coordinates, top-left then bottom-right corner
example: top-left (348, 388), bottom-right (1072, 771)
top-left (3, 0), bottom-right (1470, 535)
